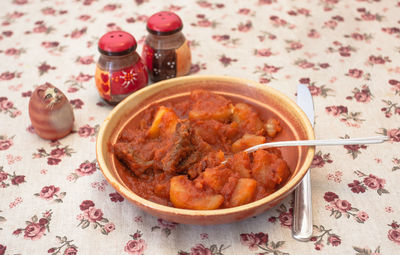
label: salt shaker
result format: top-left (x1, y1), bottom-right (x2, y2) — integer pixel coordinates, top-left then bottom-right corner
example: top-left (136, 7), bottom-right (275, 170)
top-left (95, 31), bottom-right (148, 104)
top-left (142, 11), bottom-right (192, 82)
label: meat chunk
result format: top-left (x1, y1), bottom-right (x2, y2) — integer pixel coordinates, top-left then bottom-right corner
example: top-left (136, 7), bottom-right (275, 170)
top-left (156, 121), bottom-right (194, 174)
top-left (114, 142), bottom-right (153, 176)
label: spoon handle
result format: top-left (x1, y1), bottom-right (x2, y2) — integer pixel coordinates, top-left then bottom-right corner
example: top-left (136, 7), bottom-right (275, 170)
top-left (244, 136), bottom-right (388, 153)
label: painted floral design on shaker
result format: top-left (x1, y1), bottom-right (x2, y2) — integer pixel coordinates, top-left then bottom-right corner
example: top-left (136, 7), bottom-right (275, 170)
top-left (34, 185), bottom-right (66, 202)
top-left (33, 140), bottom-right (75, 165)
top-left (323, 192), bottom-right (369, 223)
top-left (151, 218), bottom-right (178, 237)
top-left (47, 236), bottom-right (78, 255)
top-left (67, 159), bottom-right (98, 182)
top-left (309, 225), bottom-right (341, 251)
top-left (77, 200), bottom-right (115, 235)
top-left (348, 170), bottom-right (388, 195)
top-left (124, 230), bottom-right (147, 255)
top-left (13, 210), bottom-right (53, 240)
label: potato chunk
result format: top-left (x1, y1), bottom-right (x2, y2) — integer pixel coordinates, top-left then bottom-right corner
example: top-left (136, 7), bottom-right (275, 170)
top-left (170, 176), bottom-right (224, 210)
top-left (228, 152), bottom-right (252, 178)
top-left (230, 178), bottom-right (257, 207)
top-left (251, 150), bottom-right (290, 191)
top-left (201, 166), bottom-right (231, 192)
top-left (189, 90), bottom-right (232, 122)
top-left (148, 106), bottom-right (178, 139)
top-left (232, 103), bottom-right (264, 134)
top-left (232, 134), bottom-right (266, 153)
top-left (265, 118), bottom-right (282, 138)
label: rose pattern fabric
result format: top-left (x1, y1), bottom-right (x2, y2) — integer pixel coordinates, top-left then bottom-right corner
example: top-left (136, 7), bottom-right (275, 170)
top-left (1, 0), bottom-right (400, 254)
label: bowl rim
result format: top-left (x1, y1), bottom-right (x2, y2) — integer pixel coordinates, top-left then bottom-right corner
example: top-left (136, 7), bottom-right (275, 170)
top-left (96, 75), bottom-right (315, 217)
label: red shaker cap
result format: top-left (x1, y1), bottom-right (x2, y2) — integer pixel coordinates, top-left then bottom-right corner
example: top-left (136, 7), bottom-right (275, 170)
top-left (98, 31), bottom-right (137, 56)
top-left (147, 11), bottom-right (183, 36)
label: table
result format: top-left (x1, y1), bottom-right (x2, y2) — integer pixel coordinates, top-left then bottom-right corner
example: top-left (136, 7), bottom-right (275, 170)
top-left (1, 0), bottom-right (399, 254)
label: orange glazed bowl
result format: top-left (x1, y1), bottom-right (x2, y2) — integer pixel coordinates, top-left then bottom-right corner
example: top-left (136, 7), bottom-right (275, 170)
top-left (96, 75), bottom-right (315, 225)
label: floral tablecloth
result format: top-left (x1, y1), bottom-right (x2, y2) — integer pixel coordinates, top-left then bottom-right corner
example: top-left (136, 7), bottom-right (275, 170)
top-left (1, 0), bottom-right (400, 254)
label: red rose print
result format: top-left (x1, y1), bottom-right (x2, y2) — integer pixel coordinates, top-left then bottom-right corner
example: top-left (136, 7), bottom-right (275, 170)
top-left (278, 212), bottom-right (292, 227)
top-left (308, 85), bottom-right (322, 96)
top-left (41, 41), bottom-right (59, 48)
top-left (84, 207), bottom-right (103, 222)
top-left (356, 211), bottom-right (369, 222)
top-left (327, 235), bottom-right (341, 246)
top-left (387, 129), bottom-right (400, 142)
top-left (11, 175), bottom-right (25, 185)
top-left (157, 219), bottom-right (178, 230)
top-left (0, 245), bottom-right (5, 255)
top-left (75, 161), bottom-right (96, 176)
top-left (0, 172), bottom-right (8, 182)
top-left (104, 222), bottom-right (115, 233)
top-left (39, 185), bottom-right (60, 200)
top-left (70, 99), bottom-right (84, 109)
top-left (347, 69), bottom-right (363, 78)
top-left (47, 157), bottom-right (61, 165)
top-left (24, 223), bottom-right (46, 240)
top-left (78, 125), bottom-right (95, 137)
top-left (50, 148), bottom-right (66, 159)
top-left (388, 229), bottom-right (400, 244)
top-left (109, 192), bottom-right (124, 202)
top-left (325, 105), bottom-right (348, 116)
top-left (124, 239), bottom-right (147, 254)
top-left (39, 218), bottom-right (48, 225)
top-left (314, 243), bottom-right (323, 250)
top-left (0, 139), bottom-right (13, 150)
top-left (324, 191), bottom-right (338, 202)
top-left (299, 78), bottom-right (310, 84)
top-left (240, 233), bottom-right (262, 250)
top-left (311, 155), bottom-right (324, 168)
top-left (348, 180), bottom-right (366, 193)
top-left (77, 55), bottom-right (94, 65)
top-left (334, 199), bottom-right (352, 212)
top-left (0, 71), bottom-right (15, 81)
top-left (190, 244), bottom-right (212, 255)
top-left (363, 174), bottom-right (385, 189)
top-left (79, 200), bottom-right (94, 211)
top-left (64, 246), bottom-right (78, 255)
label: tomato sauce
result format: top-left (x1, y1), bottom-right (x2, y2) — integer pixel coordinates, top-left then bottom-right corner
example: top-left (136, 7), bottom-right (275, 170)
top-left (113, 90), bottom-right (291, 209)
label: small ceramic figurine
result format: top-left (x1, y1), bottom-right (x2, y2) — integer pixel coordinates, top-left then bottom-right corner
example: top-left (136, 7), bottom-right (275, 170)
top-left (95, 31), bottom-right (148, 104)
top-left (29, 83), bottom-right (74, 140)
top-left (142, 11), bottom-right (192, 82)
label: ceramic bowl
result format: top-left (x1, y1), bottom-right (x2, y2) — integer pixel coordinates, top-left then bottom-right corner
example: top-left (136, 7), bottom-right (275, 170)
top-left (96, 75), bottom-right (315, 225)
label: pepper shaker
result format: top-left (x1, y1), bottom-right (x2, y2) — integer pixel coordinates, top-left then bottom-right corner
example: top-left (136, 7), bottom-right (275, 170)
top-left (95, 31), bottom-right (148, 104)
top-left (142, 11), bottom-right (192, 82)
